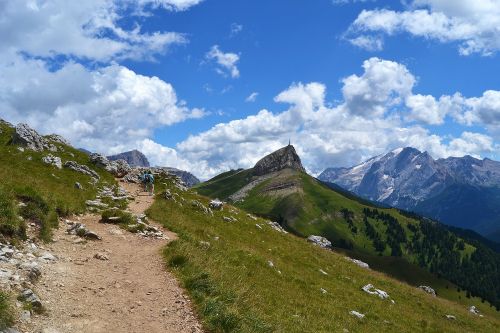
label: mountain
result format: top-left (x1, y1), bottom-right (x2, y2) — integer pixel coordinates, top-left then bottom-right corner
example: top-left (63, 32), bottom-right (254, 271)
top-left (108, 149), bottom-right (150, 167)
top-left (159, 167), bottom-right (200, 187)
top-left (318, 147), bottom-right (500, 242)
top-left (196, 145), bottom-right (500, 309)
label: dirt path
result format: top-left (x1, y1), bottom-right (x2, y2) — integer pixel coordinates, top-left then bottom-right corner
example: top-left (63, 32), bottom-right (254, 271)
top-left (22, 182), bottom-right (203, 333)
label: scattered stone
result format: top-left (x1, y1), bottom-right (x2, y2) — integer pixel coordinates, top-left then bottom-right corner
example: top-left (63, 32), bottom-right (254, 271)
top-left (89, 153), bottom-right (131, 178)
top-left (344, 257), bottom-right (370, 269)
top-left (74, 182), bottom-right (83, 190)
top-left (307, 235), bottom-right (332, 249)
top-left (445, 314), bottom-right (456, 320)
top-left (362, 284), bottom-right (389, 299)
top-left (267, 261), bottom-right (274, 268)
top-left (64, 161), bottom-right (100, 179)
top-left (39, 252), bottom-right (57, 262)
top-left (85, 199), bottom-right (108, 209)
top-left (418, 285), bottom-right (436, 297)
top-left (469, 305), bottom-right (480, 315)
top-left (94, 253), bottom-right (109, 261)
top-left (208, 199), bottom-right (224, 210)
top-left (191, 200), bottom-right (212, 215)
top-left (222, 216), bottom-right (238, 223)
top-left (320, 288), bottom-right (327, 294)
top-left (19, 288), bottom-right (42, 310)
top-left (27, 266), bottom-right (42, 282)
top-left (349, 310), bottom-right (365, 319)
top-left (12, 123), bottom-right (56, 152)
top-left (247, 214), bottom-right (257, 220)
top-left (255, 224), bottom-right (263, 230)
top-left (267, 221), bottom-right (288, 233)
top-left (319, 269), bottom-right (328, 275)
top-left (42, 154), bottom-right (62, 169)
top-left (45, 134), bottom-right (70, 146)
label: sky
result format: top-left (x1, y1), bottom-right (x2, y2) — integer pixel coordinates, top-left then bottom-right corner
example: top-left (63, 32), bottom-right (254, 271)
top-left (1, 0), bottom-right (500, 179)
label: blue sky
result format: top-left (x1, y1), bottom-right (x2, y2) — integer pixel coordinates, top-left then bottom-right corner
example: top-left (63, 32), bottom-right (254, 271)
top-left (1, 0), bottom-right (500, 178)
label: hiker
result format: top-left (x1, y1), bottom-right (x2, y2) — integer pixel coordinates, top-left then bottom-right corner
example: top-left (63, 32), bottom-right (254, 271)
top-left (143, 170), bottom-right (154, 196)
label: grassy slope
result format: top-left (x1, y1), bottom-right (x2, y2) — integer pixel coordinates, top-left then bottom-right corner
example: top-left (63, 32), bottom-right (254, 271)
top-left (196, 169), bottom-right (499, 314)
top-left (149, 178), bottom-right (500, 332)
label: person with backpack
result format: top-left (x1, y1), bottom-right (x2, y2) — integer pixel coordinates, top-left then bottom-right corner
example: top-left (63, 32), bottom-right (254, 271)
top-left (144, 170), bottom-right (154, 196)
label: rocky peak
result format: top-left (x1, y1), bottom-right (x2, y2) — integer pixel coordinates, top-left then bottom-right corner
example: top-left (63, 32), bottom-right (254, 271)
top-left (253, 145), bottom-right (305, 176)
top-left (108, 149), bottom-right (150, 167)
top-left (11, 123), bottom-right (58, 152)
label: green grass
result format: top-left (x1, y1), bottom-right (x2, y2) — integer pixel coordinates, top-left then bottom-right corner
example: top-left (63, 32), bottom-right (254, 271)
top-left (149, 178), bottom-right (500, 333)
top-left (0, 292), bottom-right (14, 330)
top-left (0, 122), bottom-right (116, 241)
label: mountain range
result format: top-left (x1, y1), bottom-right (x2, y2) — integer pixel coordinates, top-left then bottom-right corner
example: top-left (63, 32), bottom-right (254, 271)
top-left (108, 149), bottom-right (150, 167)
top-left (318, 147), bottom-right (500, 242)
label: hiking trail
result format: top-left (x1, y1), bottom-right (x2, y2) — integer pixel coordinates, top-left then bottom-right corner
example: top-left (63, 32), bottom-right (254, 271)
top-left (21, 181), bottom-right (203, 333)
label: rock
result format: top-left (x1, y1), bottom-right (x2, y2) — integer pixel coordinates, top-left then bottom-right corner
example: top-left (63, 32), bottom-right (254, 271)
top-left (222, 216), bottom-right (238, 223)
top-left (74, 182), bottom-right (83, 190)
top-left (84, 231), bottom-right (101, 240)
top-left (45, 134), bottom-right (70, 146)
top-left (469, 305), bottom-right (480, 315)
top-left (445, 314), bottom-right (456, 320)
top-left (209, 199), bottom-right (224, 210)
top-left (42, 154), bottom-right (62, 169)
top-left (319, 269), bottom-right (328, 275)
top-left (362, 284), bottom-right (389, 299)
top-left (191, 200), bottom-right (212, 215)
top-left (64, 161), bottom-right (100, 179)
top-left (19, 288), bottom-right (42, 309)
top-left (89, 153), bottom-right (110, 168)
top-left (94, 253), bottom-right (109, 261)
top-left (20, 309), bottom-right (31, 323)
top-left (158, 167), bottom-right (200, 187)
top-left (89, 153), bottom-right (131, 178)
top-left (418, 285), bottom-right (436, 297)
top-left (307, 235), bottom-right (332, 249)
top-left (12, 123), bottom-right (55, 152)
top-left (247, 214), bottom-right (257, 220)
top-left (107, 150), bottom-right (150, 167)
top-left (344, 257), bottom-right (370, 269)
top-left (253, 144), bottom-right (306, 176)
top-left (320, 288), bottom-right (327, 294)
top-left (28, 266), bottom-right (42, 282)
top-left (267, 221), bottom-right (288, 233)
top-left (349, 310), bottom-right (365, 319)
top-left (85, 200), bottom-right (108, 209)
top-left (39, 252), bottom-right (57, 262)
top-left (255, 224), bottom-right (263, 230)
top-left (267, 261), bottom-right (274, 268)
top-left (1, 328), bottom-right (21, 333)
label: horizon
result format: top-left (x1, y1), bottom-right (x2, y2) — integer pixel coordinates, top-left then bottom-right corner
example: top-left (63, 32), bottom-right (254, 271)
top-left (1, 0), bottom-right (500, 179)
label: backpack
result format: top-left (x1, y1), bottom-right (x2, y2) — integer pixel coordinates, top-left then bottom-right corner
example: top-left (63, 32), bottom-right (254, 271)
top-left (145, 173), bottom-right (154, 183)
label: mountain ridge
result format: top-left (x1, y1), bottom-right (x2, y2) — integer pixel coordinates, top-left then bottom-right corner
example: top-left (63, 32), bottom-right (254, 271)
top-left (319, 147), bottom-right (500, 241)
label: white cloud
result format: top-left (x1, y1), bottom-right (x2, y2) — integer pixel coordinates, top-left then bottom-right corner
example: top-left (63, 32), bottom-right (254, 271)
top-left (0, 56), bottom-right (204, 155)
top-left (0, 0), bottom-right (191, 62)
top-left (348, 35), bottom-right (384, 51)
top-left (348, 0), bottom-right (500, 55)
top-left (341, 57), bottom-right (415, 117)
top-left (405, 94), bottom-right (446, 125)
top-left (205, 45), bottom-right (240, 78)
top-left (135, 0), bottom-right (204, 11)
top-left (230, 23), bottom-right (243, 37)
top-left (245, 92), bottom-right (259, 102)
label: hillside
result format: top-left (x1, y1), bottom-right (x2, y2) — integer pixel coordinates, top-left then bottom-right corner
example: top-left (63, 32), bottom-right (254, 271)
top-left (151, 173), bottom-right (500, 332)
top-left (318, 147), bottom-right (500, 242)
top-left (196, 145), bottom-right (500, 310)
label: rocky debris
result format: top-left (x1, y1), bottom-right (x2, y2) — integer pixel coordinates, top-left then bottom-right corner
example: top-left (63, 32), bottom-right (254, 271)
top-left (255, 224), bottom-right (263, 230)
top-left (97, 185), bottom-right (130, 202)
top-left (469, 305), bottom-right (482, 316)
top-left (445, 314), bottom-right (456, 320)
top-left (307, 235), bottom-right (332, 249)
top-left (39, 252), bottom-right (57, 262)
top-left (418, 285), bottom-right (436, 297)
top-left (1, 327), bottom-right (21, 333)
top-left (222, 216), bottom-right (238, 223)
top-left (191, 200), bottom-right (212, 215)
top-left (94, 252), bottom-right (109, 261)
top-left (74, 182), bottom-right (83, 190)
top-left (42, 154), bottom-right (62, 169)
top-left (362, 284), bottom-right (389, 299)
top-left (267, 261), bottom-right (274, 268)
top-left (247, 214), bottom-right (257, 220)
top-left (11, 123), bottom-right (57, 152)
top-left (320, 288), bottom-right (327, 294)
top-left (64, 161), bottom-right (100, 179)
top-left (159, 167), bottom-right (200, 187)
top-left (86, 199), bottom-right (108, 209)
top-left (108, 149), bottom-right (150, 167)
top-left (66, 220), bottom-right (101, 240)
top-left (349, 310), bottom-right (365, 319)
top-left (19, 288), bottom-right (42, 310)
top-left (17, 147), bottom-right (24, 152)
top-left (89, 153), bottom-right (131, 178)
top-left (0, 118), bottom-right (14, 128)
top-left (45, 134), bottom-right (70, 146)
top-left (209, 199), bottom-right (224, 210)
top-left (164, 189), bottom-right (173, 200)
top-left (319, 269), bottom-right (328, 275)
top-left (126, 214), bottom-right (166, 239)
top-left (344, 257), bottom-right (370, 269)
top-left (253, 144), bottom-right (306, 176)
top-left (267, 221), bottom-right (288, 233)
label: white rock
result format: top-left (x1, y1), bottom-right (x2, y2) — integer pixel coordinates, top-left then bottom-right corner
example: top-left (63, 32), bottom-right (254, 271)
top-left (349, 310), bottom-right (365, 319)
top-left (362, 284), bottom-right (389, 299)
top-left (319, 269), bottom-right (328, 275)
top-left (344, 257), bottom-right (370, 269)
top-left (39, 252), bottom-right (57, 262)
top-left (445, 314), bottom-right (456, 320)
top-left (469, 305), bottom-right (480, 315)
top-left (307, 235), bottom-right (332, 249)
top-left (320, 288), bottom-right (327, 294)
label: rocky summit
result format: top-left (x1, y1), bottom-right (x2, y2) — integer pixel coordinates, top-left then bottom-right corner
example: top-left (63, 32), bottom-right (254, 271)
top-left (253, 144), bottom-right (305, 176)
top-left (108, 149), bottom-right (150, 167)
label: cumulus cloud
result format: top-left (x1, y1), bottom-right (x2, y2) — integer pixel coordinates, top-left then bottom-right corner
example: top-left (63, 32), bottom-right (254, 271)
top-left (245, 92), bottom-right (259, 102)
top-left (205, 45), bottom-right (240, 78)
top-left (0, 0), bottom-right (191, 62)
top-left (348, 0), bottom-right (500, 55)
top-left (348, 35), bottom-right (384, 51)
top-left (0, 56), bottom-right (204, 154)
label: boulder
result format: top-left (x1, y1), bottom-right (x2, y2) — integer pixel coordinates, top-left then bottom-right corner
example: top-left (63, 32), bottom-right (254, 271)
top-left (307, 235), bottom-right (332, 249)
top-left (362, 284), bottom-right (389, 299)
top-left (469, 305), bottom-right (480, 315)
top-left (418, 285), bottom-right (436, 297)
top-left (267, 221), bottom-right (288, 233)
top-left (345, 257), bottom-right (370, 269)
top-left (209, 199), bottom-right (224, 210)
top-left (12, 123), bottom-right (56, 152)
top-left (64, 161), bottom-right (100, 179)
top-left (19, 288), bottom-right (42, 310)
top-left (42, 154), bottom-right (62, 169)
top-left (445, 314), bottom-right (456, 320)
top-left (74, 182), bottom-right (83, 190)
top-left (45, 134), bottom-right (70, 146)
top-left (90, 153), bottom-right (131, 177)
top-left (85, 200), bottom-right (108, 209)
top-left (349, 310), bottom-right (365, 319)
